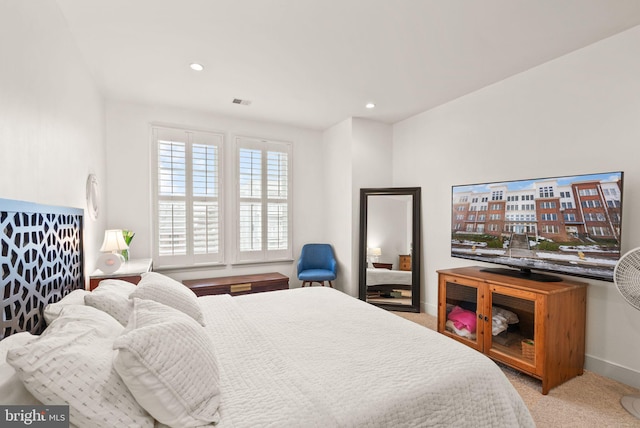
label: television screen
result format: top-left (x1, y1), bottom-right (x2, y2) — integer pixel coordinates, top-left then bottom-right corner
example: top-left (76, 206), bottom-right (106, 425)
top-left (451, 171), bottom-right (623, 282)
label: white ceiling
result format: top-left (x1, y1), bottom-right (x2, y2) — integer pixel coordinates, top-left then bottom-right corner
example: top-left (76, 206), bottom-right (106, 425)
top-left (56, 0), bottom-right (640, 130)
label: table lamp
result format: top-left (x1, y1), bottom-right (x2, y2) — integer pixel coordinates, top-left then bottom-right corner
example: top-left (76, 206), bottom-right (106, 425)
top-left (96, 229), bottom-right (129, 274)
top-left (368, 247), bottom-right (382, 264)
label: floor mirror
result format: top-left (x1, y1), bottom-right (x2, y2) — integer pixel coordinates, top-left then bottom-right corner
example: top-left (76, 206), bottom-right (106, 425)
top-left (358, 187), bottom-right (421, 312)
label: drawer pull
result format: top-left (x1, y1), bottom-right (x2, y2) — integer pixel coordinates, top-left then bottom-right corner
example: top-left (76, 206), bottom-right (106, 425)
top-left (230, 283), bottom-right (252, 293)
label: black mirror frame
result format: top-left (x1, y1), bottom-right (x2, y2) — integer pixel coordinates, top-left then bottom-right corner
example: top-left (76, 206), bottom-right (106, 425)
top-left (358, 187), bottom-right (421, 312)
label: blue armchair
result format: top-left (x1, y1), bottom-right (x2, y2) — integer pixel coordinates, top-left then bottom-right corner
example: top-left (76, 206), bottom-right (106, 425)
top-left (297, 243), bottom-right (337, 287)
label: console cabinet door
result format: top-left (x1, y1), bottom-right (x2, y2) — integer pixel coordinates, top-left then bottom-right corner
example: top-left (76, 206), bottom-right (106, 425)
top-left (486, 284), bottom-right (542, 376)
top-left (438, 275), bottom-right (484, 351)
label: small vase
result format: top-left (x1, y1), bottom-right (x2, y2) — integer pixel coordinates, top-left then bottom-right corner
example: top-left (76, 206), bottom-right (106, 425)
top-left (121, 249), bottom-right (129, 262)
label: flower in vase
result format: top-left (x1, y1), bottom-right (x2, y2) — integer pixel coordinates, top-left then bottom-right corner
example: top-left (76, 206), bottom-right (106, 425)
top-left (121, 230), bottom-right (135, 261)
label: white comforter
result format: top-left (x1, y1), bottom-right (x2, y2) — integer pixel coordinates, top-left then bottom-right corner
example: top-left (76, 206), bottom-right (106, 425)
top-left (200, 287), bottom-right (534, 428)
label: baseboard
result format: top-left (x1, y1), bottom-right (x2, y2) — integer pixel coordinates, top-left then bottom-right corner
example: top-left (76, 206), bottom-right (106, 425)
top-left (585, 355), bottom-right (640, 390)
top-left (422, 301), bottom-right (437, 316)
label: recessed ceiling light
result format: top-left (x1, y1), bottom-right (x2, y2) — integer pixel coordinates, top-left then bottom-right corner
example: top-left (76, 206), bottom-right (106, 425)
top-left (190, 63), bottom-right (204, 71)
top-left (365, 102), bottom-right (375, 109)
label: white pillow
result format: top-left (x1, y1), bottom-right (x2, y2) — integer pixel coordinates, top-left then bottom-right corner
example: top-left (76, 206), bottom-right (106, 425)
top-left (6, 309), bottom-right (153, 428)
top-left (113, 298), bottom-right (220, 427)
top-left (0, 332), bottom-right (40, 405)
top-left (130, 272), bottom-right (205, 326)
top-left (43, 288), bottom-right (90, 324)
top-left (0, 332), bottom-right (36, 362)
top-left (92, 279), bottom-right (138, 296)
top-left (44, 305), bottom-right (123, 339)
top-left (84, 280), bottom-right (137, 326)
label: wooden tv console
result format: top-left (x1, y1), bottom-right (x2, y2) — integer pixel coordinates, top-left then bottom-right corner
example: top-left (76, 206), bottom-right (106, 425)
top-left (437, 266), bottom-right (587, 394)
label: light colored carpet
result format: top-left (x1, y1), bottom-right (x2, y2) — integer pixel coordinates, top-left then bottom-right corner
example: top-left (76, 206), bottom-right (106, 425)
top-left (392, 311), bottom-right (640, 427)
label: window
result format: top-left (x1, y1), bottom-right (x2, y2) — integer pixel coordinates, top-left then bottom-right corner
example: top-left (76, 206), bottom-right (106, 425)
top-left (491, 191), bottom-right (503, 201)
top-left (589, 226), bottom-right (611, 236)
top-left (584, 213), bottom-right (597, 221)
top-left (152, 126), bottom-right (223, 267)
top-left (582, 200), bottom-right (602, 208)
top-left (539, 186), bottom-right (554, 198)
top-left (579, 188), bottom-right (598, 196)
top-left (564, 213), bottom-right (576, 222)
top-left (235, 136), bottom-right (292, 262)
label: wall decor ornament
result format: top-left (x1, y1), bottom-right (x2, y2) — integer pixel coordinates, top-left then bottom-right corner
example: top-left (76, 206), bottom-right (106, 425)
top-left (86, 173), bottom-right (99, 220)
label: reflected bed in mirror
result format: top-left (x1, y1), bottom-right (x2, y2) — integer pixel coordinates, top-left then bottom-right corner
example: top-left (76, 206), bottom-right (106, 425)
top-left (358, 187), bottom-right (421, 312)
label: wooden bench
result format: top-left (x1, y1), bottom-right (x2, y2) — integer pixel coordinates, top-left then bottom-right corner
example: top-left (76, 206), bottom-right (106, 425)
top-left (182, 272), bottom-right (289, 297)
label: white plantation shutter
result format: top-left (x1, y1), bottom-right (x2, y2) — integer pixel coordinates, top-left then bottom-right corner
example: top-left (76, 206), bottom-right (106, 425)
top-left (152, 126), bottom-right (223, 267)
top-left (235, 137), bottom-right (292, 262)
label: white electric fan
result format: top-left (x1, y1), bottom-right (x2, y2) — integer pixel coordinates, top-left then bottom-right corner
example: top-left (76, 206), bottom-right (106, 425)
top-left (613, 247), bottom-right (640, 419)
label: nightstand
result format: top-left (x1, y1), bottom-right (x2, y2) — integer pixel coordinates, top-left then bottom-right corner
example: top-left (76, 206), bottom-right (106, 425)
top-left (399, 254), bottom-right (411, 271)
top-left (89, 258), bottom-right (153, 290)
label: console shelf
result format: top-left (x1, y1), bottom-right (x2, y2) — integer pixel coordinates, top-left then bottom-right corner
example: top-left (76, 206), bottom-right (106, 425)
top-left (437, 266), bottom-right (587, 394)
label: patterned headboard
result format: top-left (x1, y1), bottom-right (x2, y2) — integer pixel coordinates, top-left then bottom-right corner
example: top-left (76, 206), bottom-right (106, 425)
top-left (1, 198), bottom-right (84, 340)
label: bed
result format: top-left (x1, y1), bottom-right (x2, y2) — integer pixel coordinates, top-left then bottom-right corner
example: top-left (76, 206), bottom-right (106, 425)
top-left (366, 267), bottom-right (413, 301)
top-left (0, 199), bottom-right (535, 427)
top-left (366, 267), bottom-right (412, 286)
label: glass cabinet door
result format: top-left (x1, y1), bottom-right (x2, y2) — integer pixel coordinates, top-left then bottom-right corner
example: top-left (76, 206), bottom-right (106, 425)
top-left (486, 285), bottom-right (539, 373)
top-left (439, 277), bottom-right (483, 351)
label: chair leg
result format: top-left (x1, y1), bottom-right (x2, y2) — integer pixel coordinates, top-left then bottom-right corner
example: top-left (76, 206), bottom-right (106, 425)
top-left (302, 281), bottom-right (308, 287)
top-left (328, 281), bottom-right (333, 288)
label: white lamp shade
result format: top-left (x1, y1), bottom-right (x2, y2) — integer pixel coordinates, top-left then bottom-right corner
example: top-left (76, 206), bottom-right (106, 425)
top-left (100, 229), bottom-right (129, 252)
top-left (369, 247), bottom-right (382, 257)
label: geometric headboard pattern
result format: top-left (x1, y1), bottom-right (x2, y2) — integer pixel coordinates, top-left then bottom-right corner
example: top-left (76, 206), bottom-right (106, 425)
top-left (1, 198), bottom-right (84, 340)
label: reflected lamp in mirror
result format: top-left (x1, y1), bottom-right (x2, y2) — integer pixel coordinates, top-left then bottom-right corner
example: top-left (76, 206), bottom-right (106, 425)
top-left (368, 247), bottom-right (382, 264)
top-left (96, 229), bottom-right (129, 274)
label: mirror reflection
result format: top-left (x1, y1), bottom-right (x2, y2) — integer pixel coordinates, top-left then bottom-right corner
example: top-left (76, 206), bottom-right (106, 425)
top-left (359, 188), bottom-right (421, 312)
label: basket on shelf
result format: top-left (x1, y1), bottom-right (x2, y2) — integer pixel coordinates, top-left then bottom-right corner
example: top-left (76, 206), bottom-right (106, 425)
top-left (521, 339), bottom-right (535, 359)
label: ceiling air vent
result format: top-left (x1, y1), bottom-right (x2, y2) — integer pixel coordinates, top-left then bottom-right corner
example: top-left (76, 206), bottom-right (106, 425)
top-left (232, 98), bottom-right (252, 106)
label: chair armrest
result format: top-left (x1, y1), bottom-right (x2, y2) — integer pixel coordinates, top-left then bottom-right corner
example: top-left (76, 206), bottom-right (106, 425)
top-left (329, 258), bottom-right (337, 274)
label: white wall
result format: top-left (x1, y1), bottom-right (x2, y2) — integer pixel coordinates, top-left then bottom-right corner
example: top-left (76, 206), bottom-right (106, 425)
top-left (352, 118), bottom-right (394, 292)
top-left (393, 25), bottom-right (640, 388)
top-left (323, 118), bottom-right (393, 296)
top-left (105, 100), bottom-right (325, 285)
top-left (322, 119), bottom-right (354, 292)
top-left (0, 1), bottom-right (106, 277)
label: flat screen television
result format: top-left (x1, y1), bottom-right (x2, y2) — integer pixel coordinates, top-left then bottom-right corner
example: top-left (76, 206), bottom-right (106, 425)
top-left (451, 171), bottom-right (623, 282)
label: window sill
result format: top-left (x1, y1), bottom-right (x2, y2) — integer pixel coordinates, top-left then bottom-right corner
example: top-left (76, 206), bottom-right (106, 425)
top-left (230, 259), bottom-right (295, 267)
top-left (153, 259), bottom-right (294, 274)
top-left (154, 262), bottom-right (227, 274)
